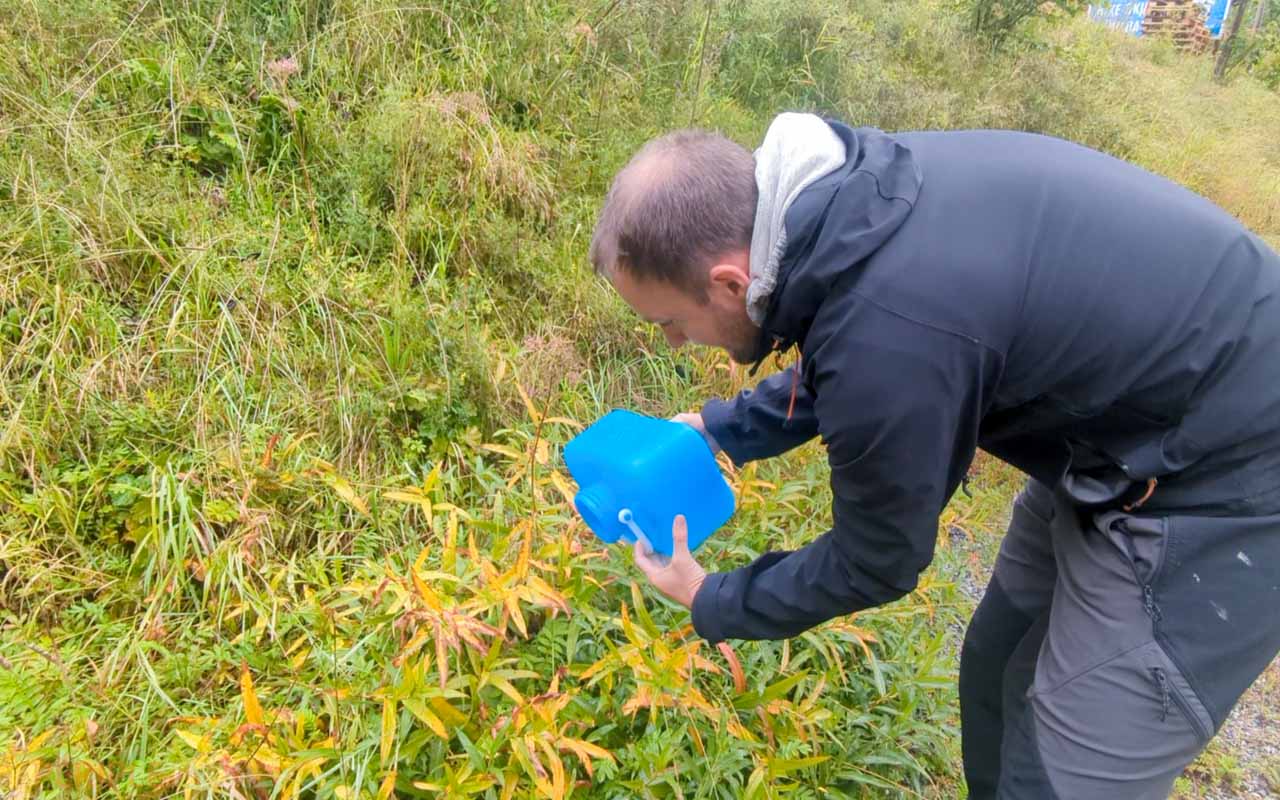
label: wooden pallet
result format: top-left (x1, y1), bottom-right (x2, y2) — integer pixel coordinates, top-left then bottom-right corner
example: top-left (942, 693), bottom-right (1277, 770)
top-left (1142, 0), bottom-right (1212, 53)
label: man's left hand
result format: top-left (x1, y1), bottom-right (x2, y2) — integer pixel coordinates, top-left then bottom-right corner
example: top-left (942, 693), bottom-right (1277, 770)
top-left (633, 514), bottom-right (708, 609)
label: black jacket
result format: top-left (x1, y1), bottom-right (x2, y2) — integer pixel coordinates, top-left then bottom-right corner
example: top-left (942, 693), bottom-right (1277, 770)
top-left (691, 122), bottom-right (1280, 644)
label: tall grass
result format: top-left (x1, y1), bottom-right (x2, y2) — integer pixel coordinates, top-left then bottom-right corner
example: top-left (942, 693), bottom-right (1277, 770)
top-left (1, 0), bottom-right (1277, 797)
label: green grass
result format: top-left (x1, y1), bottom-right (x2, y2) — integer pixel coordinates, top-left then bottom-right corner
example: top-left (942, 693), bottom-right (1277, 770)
top-left (2, 0), bottom-right (1278, 798)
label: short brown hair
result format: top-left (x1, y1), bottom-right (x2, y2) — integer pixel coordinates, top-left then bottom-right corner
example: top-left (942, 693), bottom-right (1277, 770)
top-left (589, 129), bottom-right (757, 296)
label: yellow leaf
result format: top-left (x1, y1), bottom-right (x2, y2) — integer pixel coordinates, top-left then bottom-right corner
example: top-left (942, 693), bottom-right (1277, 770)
top-left (84, 759), bottom-right (110, 781)
top-left (285, 634), bottom-right (310, 657)
top-left (396, 628), bottom-right (431, 663)
top-left (534, 735), bottom-right (566, 799)
top-left (241, 662), bottom-right (265, 726)
top-left (327, 473), bottom-right (369, 515)
top-left (412, 572), bottom-right (442, 611)
top-left (543, 417), bottom-right (583, 429)
top-left (404, 698), bottom-right (448, 738)
top-left (480, 443), bottom-right (523, 461)
top-left (559, 738), bottom-right (612, 762)
top-left (619, 602), bottom-right (643, 647)
top-left (174, 728), bottom-right (209, 753)
top-left (412, 545), bottom-right (430, 574)
top-left (415, 570), bottom-right (461, 584)
top-left (383, 488), bottom-right (428, 506)
top-left (506, 594), bottom-right (528, 638)
top-left (548, 471), bottom-right (577, 507)
top-left (514, 381), bottom-right (542, 425)
top-left (72, 762), bottom-right (97, 796)
top-left (377, 769), bottom-right (398, 800)
top-left (431, 502), bottom-right (472, 520)
top-left (578, 656), bottom-right (614, 684)
top-left (422, 462), bottom-right (442, 494)
top-left (688, 720), bottom-right (706, 757)
top-left (284, 757), bottom-right (328, 800)
top-left (17, 758), bottom-right (43, 799)
top-left (443, 510), bottom-right (459, 573)
top-left (380, 699), bottom-right (397, 766)
top-left (511, 520), bottom-right (533, 578)
top-left (460, 775), bottom-right (497, 794)
top-left (558, 737), bottom-right (614, 779)
top-left (486, 675), bottom-right (526, 704)
top-left (280, 432), bottom-right (317, 457)
top-left (429, 696), bottom-right (468, 727)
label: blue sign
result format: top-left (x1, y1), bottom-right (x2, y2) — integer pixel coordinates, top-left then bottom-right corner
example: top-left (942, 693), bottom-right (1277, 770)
top-left (1203, 0), bottom-right (1232, 36)
top-left (1089, 0), bottom-right (1150, 34)
top-left (1089, 0), bottom-right (1228, 38)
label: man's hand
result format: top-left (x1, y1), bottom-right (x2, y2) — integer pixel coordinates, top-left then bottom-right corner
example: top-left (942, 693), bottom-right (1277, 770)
top-left (633, 515), bottom-right (707, 609)
top-left (672, 411), bottom-right (721, 454)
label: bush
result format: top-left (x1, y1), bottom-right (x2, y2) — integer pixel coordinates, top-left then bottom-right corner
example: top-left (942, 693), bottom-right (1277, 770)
top-left (1243, 22), bottom-right (1280, 90)
top-left (965, 0), bottom-right (1089, 47)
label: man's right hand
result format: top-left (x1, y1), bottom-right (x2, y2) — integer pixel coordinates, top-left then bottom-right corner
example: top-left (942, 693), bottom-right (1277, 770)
top-left (672, 411), bottom-right (721, 454)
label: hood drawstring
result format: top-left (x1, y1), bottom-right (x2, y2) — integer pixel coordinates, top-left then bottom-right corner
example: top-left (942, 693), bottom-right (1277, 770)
top-left (787, 354), bottom-right (802, 422)
top-left (769, 344), bottom-right (802, 423)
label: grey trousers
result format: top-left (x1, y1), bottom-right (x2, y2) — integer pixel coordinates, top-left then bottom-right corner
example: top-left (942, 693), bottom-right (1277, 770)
top-left (959, 479), bottom-right (1280, 799)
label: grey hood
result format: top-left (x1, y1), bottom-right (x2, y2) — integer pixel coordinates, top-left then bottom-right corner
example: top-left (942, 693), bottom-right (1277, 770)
top-left (745, 113), bottom-right (849, 325)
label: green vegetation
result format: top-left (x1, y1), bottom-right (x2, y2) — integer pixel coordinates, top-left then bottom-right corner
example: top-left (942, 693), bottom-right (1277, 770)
top-left (1, 0), bottom-right (1277, 797)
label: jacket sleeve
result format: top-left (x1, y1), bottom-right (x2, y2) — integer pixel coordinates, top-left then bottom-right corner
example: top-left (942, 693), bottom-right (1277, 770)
top-left (699, 366), bottom-right (820, 466)
top-left (691, 314), bottom-right (989, 643)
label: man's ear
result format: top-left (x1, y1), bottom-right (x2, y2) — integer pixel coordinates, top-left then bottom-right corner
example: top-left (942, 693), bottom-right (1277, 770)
top-left (708, 259), bottom-right (751, 300)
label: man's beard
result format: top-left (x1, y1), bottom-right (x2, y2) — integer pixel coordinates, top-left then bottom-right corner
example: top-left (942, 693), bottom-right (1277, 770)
top-left (721, 312), bottom-right (766, 365)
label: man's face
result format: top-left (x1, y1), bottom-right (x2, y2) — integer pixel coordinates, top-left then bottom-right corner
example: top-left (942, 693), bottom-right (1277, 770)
top-left (610, 260), bottom-right (762, 364)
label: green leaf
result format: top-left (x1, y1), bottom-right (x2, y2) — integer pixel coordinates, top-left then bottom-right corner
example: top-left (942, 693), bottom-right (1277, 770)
top-left (734, 670), bottom-right (810, 710)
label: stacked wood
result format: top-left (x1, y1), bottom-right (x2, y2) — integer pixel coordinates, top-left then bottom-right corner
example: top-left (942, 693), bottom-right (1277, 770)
top-left (1143, 0), bottom-right (1214, 52)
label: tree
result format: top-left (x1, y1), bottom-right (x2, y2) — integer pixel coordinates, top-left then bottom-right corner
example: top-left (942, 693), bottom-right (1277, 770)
top-left (1215, 0), bottom-right (1253, 81)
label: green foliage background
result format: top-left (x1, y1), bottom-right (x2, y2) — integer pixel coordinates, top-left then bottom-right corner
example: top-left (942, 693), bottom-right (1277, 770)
top-left (1, 0), bottom-right (1278, 798)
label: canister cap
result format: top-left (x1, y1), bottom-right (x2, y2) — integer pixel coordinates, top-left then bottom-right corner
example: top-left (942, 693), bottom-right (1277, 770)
top-left (574, 483), bottom-right (620, 543)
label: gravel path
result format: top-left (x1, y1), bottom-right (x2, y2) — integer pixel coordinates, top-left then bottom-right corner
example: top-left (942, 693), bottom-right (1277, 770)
top-left (1179, 659), bottom-right (1280, 799)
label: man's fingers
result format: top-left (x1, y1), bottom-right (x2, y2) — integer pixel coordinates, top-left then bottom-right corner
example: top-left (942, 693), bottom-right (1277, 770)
top-left (672, 514), bottom-right (690, 557)
top-left (633, 540), bottom-right (658, 576)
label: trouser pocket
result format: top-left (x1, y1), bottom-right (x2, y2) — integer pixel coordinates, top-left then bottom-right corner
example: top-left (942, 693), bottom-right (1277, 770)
top-left (1021, 639), bottom-right (1212, 800)
top-left (1141, 642), bottom-right (1213, 745)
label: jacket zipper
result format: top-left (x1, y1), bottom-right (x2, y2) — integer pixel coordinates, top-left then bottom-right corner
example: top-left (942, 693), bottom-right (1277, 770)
top-left (1111, 518), bottom-right (1164, 623)
top-left (1142, 584), bottom-right (1163, 622)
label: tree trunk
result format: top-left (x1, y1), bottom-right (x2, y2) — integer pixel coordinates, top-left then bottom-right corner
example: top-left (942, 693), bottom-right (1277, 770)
top-left (1251, 0), bottom-right (1268, 32)
top-left (1214, 0), bottom-right (1252, 82)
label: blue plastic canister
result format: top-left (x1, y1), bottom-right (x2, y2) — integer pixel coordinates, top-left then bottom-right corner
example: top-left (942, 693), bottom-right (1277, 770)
top-left (562, 409), bottom-right (735, 557)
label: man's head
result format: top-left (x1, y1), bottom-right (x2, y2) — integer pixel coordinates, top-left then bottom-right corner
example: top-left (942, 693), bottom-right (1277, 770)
top-left (589, 129), bottom-right (763, 363)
